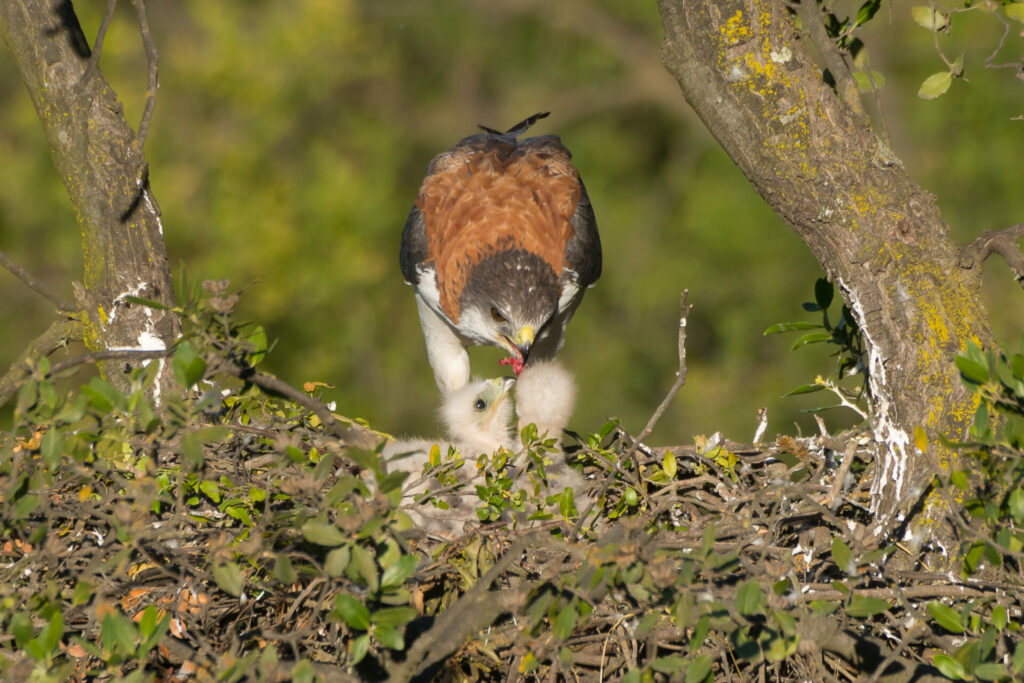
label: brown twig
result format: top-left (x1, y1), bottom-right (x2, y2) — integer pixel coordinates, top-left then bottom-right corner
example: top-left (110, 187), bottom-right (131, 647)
top-left (79, 0), bottom-right (118, 85)
top-left (0, 249), bottom-right (75, 312)
top-left (212, 359), bottom-right (382, 452)
top-left (797, 0), bottom-right (867, 121)
top-left (131, 0), bottom-right (158, 152)
top-left (960, 223), bottom-right (1024, 289)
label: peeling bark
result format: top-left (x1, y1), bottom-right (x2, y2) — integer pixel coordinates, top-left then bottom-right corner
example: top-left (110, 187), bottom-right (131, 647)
top-left (0, 0), bottom-right (178, 395)
top-left (657, 0), bottom-right (994, 536)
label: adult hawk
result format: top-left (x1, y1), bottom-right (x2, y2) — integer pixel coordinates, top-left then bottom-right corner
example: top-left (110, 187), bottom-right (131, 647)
top-left (400, 112), bottom-right (601, 394)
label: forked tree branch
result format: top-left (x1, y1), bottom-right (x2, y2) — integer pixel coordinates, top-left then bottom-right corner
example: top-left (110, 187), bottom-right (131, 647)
top-left (961, 223), bottom-right (1024, 289)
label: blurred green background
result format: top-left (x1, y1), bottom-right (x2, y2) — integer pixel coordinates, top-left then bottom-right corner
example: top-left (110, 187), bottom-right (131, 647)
top-left (1, 0), bottom-right (1023, 445)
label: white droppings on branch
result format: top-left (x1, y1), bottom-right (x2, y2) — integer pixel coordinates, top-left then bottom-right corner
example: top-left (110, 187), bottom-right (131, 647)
top-left (836, 276), bottom-right (912, 523)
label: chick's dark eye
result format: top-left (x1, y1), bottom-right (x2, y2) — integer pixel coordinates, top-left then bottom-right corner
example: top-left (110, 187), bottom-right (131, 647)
top-left (489, 307), bottom-right (506, 324)
top-left (474, 399), bottom-right (487, 411)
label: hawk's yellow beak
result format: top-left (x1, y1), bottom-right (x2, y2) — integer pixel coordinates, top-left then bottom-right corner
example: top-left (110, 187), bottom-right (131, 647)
top-left (512, 325), bottom-right (535, 349)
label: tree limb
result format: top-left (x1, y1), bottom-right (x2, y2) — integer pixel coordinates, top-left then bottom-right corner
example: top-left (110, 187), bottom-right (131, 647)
top-left (79, 0), bottom-right (117, 86)
top-left (131, 0), bottom-right (158, 153)
top-left (211, 358), bottom-right (382, 452)
top-left (960, 223), bottom-right (1024, 289)
top-left (796, 0), bottom-right (867, 121)
top-left (0, 250), bottom-right (75, 312)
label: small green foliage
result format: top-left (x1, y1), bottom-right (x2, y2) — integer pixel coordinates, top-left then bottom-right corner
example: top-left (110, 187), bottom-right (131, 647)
top-left (766, 278), bottom-right (868, 419)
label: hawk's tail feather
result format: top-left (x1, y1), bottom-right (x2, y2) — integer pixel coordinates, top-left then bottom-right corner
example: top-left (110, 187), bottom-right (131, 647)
top-left (477, 111), bottom-right (551, 139)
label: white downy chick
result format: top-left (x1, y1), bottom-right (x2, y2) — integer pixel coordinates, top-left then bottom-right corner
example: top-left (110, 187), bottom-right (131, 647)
top-left (513, 360), bottom-right (587, 501)
top-left (514, 360), bottom-right (578, 445)
top-left (380, 377), bottom-right (515, 534)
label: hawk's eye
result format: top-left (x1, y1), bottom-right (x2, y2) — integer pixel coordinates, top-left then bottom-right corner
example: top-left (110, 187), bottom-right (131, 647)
top-left (474, 399), bottom-right (487, 411)
top-left (489, 307), bottom-right (506, 324)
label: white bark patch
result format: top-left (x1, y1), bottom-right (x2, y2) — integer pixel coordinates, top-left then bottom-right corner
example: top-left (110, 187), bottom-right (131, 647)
top-left (836, 277), bottom-right (912, 521)
top-left (108, 282), bottom-right (169, 405)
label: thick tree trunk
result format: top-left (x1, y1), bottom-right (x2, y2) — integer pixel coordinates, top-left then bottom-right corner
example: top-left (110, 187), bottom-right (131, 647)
top-left (657, 0), bottom-right (992, 532)
top-left (0, 0), bottom-right (178, 394)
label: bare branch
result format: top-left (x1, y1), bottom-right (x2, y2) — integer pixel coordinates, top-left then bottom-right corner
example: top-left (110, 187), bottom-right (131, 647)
top-left (79, 0), bottom-right (117, 86)
top-left (797, 0), bottom-right (867, 121)
top-left (132, 0), bottom-right (158, 151)
top-left (960, 223), bottom-right (1024, 289)
top-left (211, 359), bottom-right (382, 452)
top-left (0, 250), bottom-right (75, 312)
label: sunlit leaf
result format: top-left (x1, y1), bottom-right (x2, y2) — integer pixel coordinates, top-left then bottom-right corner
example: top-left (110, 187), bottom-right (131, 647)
top-left (335, 594), bottom-right (371, 631)
top-left (912, 5), bottom-right (949, 30)
top-left (1005, 2), bottom-right (1024, 23)
top-left (927, 602), bottom-right (965, 633)
top-left (918, 71), bottom-right (952, 100)
top-left (933, 654), bottom-right (966, 679)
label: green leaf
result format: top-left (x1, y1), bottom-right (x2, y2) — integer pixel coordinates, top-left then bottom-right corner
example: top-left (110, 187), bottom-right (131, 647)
top-left (372, 624), bottom-right (404, 650)
top-left (273, 554), bottom-right (297, 584)
top-left (380, 554), bottom-right (418, 589)
top-left (651, 655), bottom-right (687, 674)
top-left (83, 377), bottom-right (123, 413)
top-left (846, 595), bottom-right (889, 618)
top-left (737, 580), bottom-right (764, 616)
top-left (181, 431), bottom-right (204, 467)
top-left (123, 295), bottom-right (170, 310)
top-left (38, 612), bottom-right (64, 654)
top-left (831, 536), bottom-right (855, 576)
top-left (100, 613), bottom-right (137, 655)
top-left (912, 5), bottom-right (949, 30)
top-left (1008, 3), bottom-right (1024, 24)
top-left (763, 321), bottom-right (822, 335)
top-left (790, 331), bottom-right (833, 350)
top-left (214, 562), bottom-right (245, 597)
top-left (335, 594), bottom-right (371, 630)
top-left (975, 662), bottom-right (1008, 681)
top-left (782, 383), bottom-right (826, 397)
top-left (933, 653), bottom-right (965, 679)
top-left (300, 519), bottom-right (347, 547)
top-left (325, 545), bottom-right (352, 577)
top-left (1010, 489), bottom-right (1024, 524)
top-left (955, 354), bottom-right (990, 385)
top-left (172, 341), bottom-right (207, 387)
top-left (40, 429), bottom-right (63, 469)
top-left (371, 606), bottom-right (417, 629)
top-left (685, 653), bottom-right (714, 683)
top-left (72, 580), bottom-right (95, 607)
top-left (853, 70), bottom-right (886, 92)
top-left (662, 451), bottom-right (677, 478)
top-left (918, 71), bottom-right (952, 100)
top-left (927, 602), bottom-right (965, 634)
top-left (11, 493), bottom-right (40, 521)
top-left (349, 633), bottom-right (371, 664)
top-left (199, 479), bottom-right (221, 503)
top-left (138, 605), bottom-right (158, 639)
top-left (350, 544), bottom-right (379, 592)
top-left (992, 604), bottom-right (1008, 632)
top-left (554, 603), bottom-right (579, 640)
